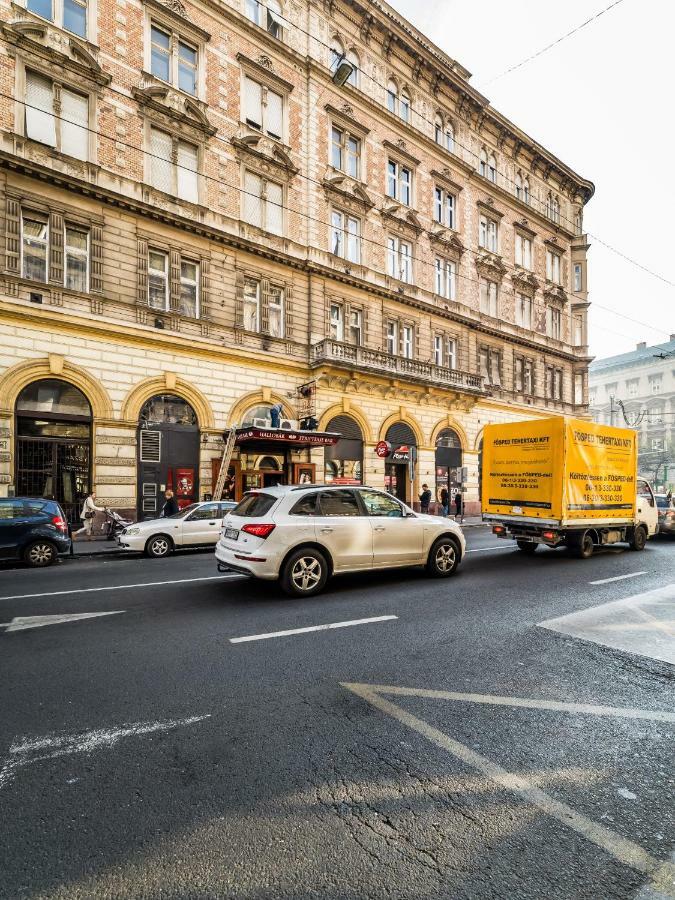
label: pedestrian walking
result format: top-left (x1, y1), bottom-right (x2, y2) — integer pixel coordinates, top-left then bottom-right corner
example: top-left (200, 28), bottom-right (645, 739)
top-left (73, 490), bottom-right (104, 540)
top-left (440, 487), bottom-right (449, 517)
top-left (160, 489), bottom-right (179, 517)
top-left (454, 491), bottom-right (463, 522)
top-left (419, 483), bottom-right (432, 514)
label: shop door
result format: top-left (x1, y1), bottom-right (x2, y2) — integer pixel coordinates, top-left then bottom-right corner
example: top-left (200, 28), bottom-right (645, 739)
top-left (138, 425), bottom-right (199, 519)
top-left (15, 436), bottom-right (90, 525)
top-left (385, 462), bottom-right (408, 503)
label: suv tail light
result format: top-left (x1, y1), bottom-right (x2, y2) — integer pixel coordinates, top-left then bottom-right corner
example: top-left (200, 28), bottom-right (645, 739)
top-left (241, 523), bottom-right (276, 539)
top-left (51, 516), bottom-right (68, 533)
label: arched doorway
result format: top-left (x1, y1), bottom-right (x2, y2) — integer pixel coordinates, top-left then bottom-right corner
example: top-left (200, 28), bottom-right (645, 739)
top-left (435, 428), bottom-right (463, 507)
top-left (137, 394), bottom-right (199, 519)
top-left (15, 378), bottom-right (92, 524)
top-left (384, 422), bottom-right (417, 503)
top-left (324, 414), bottom-right (363, 485)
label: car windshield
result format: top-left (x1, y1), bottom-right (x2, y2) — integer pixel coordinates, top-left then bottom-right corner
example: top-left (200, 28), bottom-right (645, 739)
top-left (166, 503), bottom-right (199, 519)
top-left (231, 493), bottom-right (277, 517)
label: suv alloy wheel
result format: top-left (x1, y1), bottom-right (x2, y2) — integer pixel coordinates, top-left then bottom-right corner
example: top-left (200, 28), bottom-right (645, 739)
top-left (281, 548), bottom-right (329, 597)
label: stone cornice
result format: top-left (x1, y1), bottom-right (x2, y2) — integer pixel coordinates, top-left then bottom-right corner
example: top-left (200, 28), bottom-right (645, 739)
top-left (142, 0), bottom-right (211, 41)
top-left (132, 85), bottom-right (216, 136)
top-left (322, 173), bottom-right (375, 210)
top-left (381, 139), bottom-right (421, 167)
top-left (232, 133), bottom-right (299, 177)
top-left (477, 199), bottom-right (504, 219)
top-left (427, 228), bottom-right (464, 256)
top-left (430, 168), bottom-right (463, 193)
top-left (236, 52), bottom-right (294, 93)
top-left (324, 103), bottom-right (370, 137)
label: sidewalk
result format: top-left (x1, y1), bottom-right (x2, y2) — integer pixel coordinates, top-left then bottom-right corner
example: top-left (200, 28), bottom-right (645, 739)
top-left (71, 536), bottom-right (126, 556)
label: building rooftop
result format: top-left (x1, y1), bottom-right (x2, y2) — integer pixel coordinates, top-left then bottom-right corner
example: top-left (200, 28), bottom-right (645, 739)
top-left (590, 337), bottom-right (675, 373)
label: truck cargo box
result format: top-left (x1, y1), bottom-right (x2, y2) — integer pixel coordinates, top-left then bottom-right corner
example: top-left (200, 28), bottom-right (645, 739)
top-left (481, 417), bottom-right (638, 527)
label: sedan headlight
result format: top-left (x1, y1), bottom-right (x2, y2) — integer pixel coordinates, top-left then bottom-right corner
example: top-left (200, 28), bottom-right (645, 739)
top-left (126, 527), bottom-right (141, 535)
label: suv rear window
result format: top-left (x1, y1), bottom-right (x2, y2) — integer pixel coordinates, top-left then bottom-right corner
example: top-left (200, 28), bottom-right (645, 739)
top-left (232, 493), bottom-right (277, 517)
top-left (0, 499), bottom-right (51, 519)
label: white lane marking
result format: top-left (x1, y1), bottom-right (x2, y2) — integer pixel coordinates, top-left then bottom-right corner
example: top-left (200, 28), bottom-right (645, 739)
top-left (0, 574), bottom-right (243, 603)
top-left (0, 715), bottom-right (211, 790)
top-left (465, 546), bottom-right (508, 553)
top-left (230, 614), bottom-right (398, 644)
top-left (1, 611), bottom-right (124, 633)
top-left (342, 683), bottom-right (675, 893)
top-left (590, 572), bottom-right (647, 585)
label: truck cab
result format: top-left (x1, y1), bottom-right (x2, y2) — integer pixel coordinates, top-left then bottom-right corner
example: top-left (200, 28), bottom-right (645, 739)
top-left (637, 478), bottom-right (659, 538)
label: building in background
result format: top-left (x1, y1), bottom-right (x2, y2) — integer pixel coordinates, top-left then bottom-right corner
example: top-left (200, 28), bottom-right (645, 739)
top-left (0, 0), bottom-right (594, 521)
top-left (589, 337), bottom-right (675, 491)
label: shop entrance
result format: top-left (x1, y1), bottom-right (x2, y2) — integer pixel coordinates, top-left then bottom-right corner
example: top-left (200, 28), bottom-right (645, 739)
top-left (383, 422), bottom-right (417, 505)
top-left (435, 428), bottom-right (463, 508)
top-left (324, 415), bottom-right (363, 485)
top-left (14, 379), bottom-right (92, 525)
top-left (385, 461), bottom-right (408, 502)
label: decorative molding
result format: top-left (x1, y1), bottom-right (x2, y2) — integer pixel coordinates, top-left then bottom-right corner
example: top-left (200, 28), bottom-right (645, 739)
top-left (475, 250), bottom-right (507, 279)
top-left (477, 199), bottom-right (504, 218)
top-left (94, 456), bottom-right (136, 467)
top-left (382, 139), bottom-right (420, 167)
top-left (430, 168), bottom-right (463, 193)
top-left (324, 103), bottom-right (370, 136)
top-left (132, 85), bottom-right (216, 136)
top-left (142, 0), bottom-right (211, 39)
top-left (379, 204), bottom-right (423, 236)
top-left (511, 268), bottom-right (539, 293)
top-left (232, 134), bottom-right (298, 177)
top-left (322, 173), bottom-right (374, 211)
top-left (236, 52), bottom-right (294, 92)
top-left (427, 228), bottom-right (464, 256)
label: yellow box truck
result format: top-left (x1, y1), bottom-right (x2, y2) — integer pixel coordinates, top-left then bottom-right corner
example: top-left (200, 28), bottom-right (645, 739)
top-left (481, 417), bottom-right (659, 558)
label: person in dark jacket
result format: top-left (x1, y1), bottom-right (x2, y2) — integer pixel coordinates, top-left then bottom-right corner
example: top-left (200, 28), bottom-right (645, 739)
top-left (161, 489), bottom-right (179, 517)
top-left (419, 484), bottom-right (432, 513)
top-left (440, 487), bottom-right (449, 516)
top-left (454, 491), bottom-right (463, 522)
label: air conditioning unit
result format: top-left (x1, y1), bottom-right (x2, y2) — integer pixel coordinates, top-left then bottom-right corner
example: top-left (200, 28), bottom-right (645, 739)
top-left (252, 417), bottom-right (271, 428)
top-left (279, 418), bottom-right (296, 431)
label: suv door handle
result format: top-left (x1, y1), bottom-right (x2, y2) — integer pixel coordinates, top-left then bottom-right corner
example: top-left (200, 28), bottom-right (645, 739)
top-left (373, 525), bottom-right (386, 532)
top-left (209, 522), bottom-right (216, 525)
top-left (319, 527), bottom-right (334, 533)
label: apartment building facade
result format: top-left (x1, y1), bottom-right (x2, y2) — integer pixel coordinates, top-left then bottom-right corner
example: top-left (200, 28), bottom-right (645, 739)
top-left (0, 0), bottom-right (594, 521)
top-left (590, 337), bottom-right (675, 490)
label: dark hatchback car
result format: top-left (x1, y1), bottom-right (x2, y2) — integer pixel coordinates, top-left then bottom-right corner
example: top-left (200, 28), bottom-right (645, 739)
top-left (0, 498), bottom-right (71, 566)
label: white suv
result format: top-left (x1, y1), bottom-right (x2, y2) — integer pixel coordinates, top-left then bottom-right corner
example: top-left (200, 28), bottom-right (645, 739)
top-left (215, 485), bottom-right (465, 596)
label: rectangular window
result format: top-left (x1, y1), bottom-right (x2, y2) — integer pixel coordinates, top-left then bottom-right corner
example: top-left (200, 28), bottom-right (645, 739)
top-left (387, 236), bottom-right (413, 283)
top-left (515, 233), bottom-right (532, 269)
top-left (650, 377), bottom-right (662, 394)
top-left (21, 213), bottom-right (48, 282)
top-left (546, 306), bottom-right (562, 341)
top-left (386, 160), bottom-right (412, 206)
top-left (150, 25), bottom-right (197, 96)
top-left (27, 0), bottom-right (53, 20)
top-left (268, 284), bottom-right (284, 337)
top-left (546, 249), bottom-right (561, 284)
top-left (63, 0), bottom-right (86, 36)
top-left (331, 126), bottom-right (360, 179)
top-left (627, 380), bottom-right (638, 398)
top-left (480, 347), bottom-right (501, 386)
top-left (245, 0), bottom-right (261, 25)
top-left (61, 88), bottom-right (88, 160)
top-left (515, 293), bottom-right (532, 329)
top-left (330, 210), bottom-right (360, 263)
top-left (386, 320), bottom-right (398, 356)
top-left (434, 187), bottom-right (455, 228)
top-left (65, 226), bottom-right (89, 292)
top-left (574, 263), bottom-right (583, 292)
top-left (25, 71), bottom-right (56, 147)
top-left (479, 279), bottom-right (498, 317)
top-left (479, 215), bottom-right (498, 252)
top-left (179, 259), bottom-right (199, 317)
top-left (573, 316), bottom-right (583, 346)
top-left (349, 308), bottom-right (362, 346)
top-left (515, 358), bottom-right (533, 394)
top-left (434, 257), bottom-right (456, 300)
top-left (329, 302), bottom-right (344, 341)
top-left (243, 277), bottom-right (260, 331)
top-left (446, 337), bottom-right (457, 369)
top-left (547, 367), bottom-right (563, 400)
top-left (514, 357), bottom-right (523, 392)
top-left (178, 41), bottom-right (197, 95)
top-left (177, 140), bottom-right (198, 202)
top-left (150, 25), bottom-right (171, 82)
top-left (148, 249), bottom-right (168, 310)
top-left (647, 407), bottom-right (663, 425)
top-left (243, 172), bottom-right (283, 234)
top-left (150, 128), bottom-right (198, 203)
top-left (402, 324), bottom-right (413, 359)
top-left (243, 76), bottom-right (283, 139)
top-left (574, 373), bottom-right (584, 405)
top-left (433, 335), bottom-right (442, 366)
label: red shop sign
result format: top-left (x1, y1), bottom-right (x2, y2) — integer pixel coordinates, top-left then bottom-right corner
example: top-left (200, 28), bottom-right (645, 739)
top-left (375, 440), bottom-right (391, 458)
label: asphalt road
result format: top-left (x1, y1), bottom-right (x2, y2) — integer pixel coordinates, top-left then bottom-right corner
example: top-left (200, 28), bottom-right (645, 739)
top-left (0, 530), bottom-right (673, 900)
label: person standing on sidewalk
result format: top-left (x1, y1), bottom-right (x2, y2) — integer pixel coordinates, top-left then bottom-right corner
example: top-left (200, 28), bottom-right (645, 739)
top-left (419, 484), bottom-right (432, 514)
top-left (160, 489), bottom-right (179, 517)
top-left (74, 491), bottom-right (104, 541)
top-left (454, 491), bottom-right (463, 522)
top-left (440, 487), bottom-right (449, 517)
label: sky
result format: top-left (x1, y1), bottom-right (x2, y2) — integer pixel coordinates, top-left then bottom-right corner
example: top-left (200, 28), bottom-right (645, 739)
top-left (389, 0), bottom-right (675, 360)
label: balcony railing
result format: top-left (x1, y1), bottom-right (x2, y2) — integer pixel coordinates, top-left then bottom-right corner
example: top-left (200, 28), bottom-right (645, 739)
top-left (310, 340), bottom-right (485, 393)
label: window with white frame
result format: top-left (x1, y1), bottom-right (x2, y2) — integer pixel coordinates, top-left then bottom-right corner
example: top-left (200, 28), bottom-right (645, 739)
top-left (514, 357), bottom-right (534, 394)
top-left (626, 380), bottom-right (639, 398)
top-left (479, 148), bottom-right (487, 177)
top-left (573, 315), bottom-right (583, 346)
top-left (179, 259), bottom-right (199, 318)
top-left (150, 25), bottom-right (198, 96)
top-left (21, 213), bottom-right (49, 282)
top-left (149, 127), bottom-right (199, 203)
top-left (515, 232), bottom-right (532, 269)
top-left (246, 0), bottom-right (286, 37)
top-left (433, 334), bottom-right (443, 366)
top-left (345, 49), bottom-right (359, 87)
top-left (445, 337), bottom-right (457, 369)
top-left (348, 307), bottom-right (362, 345)
top-left (488, 154), bottom-right (497, 183)
top-left (386, 79), bottom-right (398, 115)
top-left (330, 210), bottom-right (360, 263)
top-left (243, 171), bottom-right (283, 235)
top-left (573, 263), bottom-right (583, 292)
top-left (387, 160), bottom-right (412, 205)
top-left (515, 293), bottom-right (532, 329)
top-left (650, 376), bottom-right (663, 394)
top-left (329, 301), bottom-right (344, 341)
top-left (434, 257), bottom-right (456, 300)
top-left (434, 115), bottom-right (443, 145)
top-left (546, 193), bottom-right (561, 224)
top-left (386, 320), bottom-right (398, 355)
top-left (479, 278), bottom-right (498, 317)
top-left (399, 90), bottom-right (411, 123)
top-left (546, 305), bottom-right (562, 340)
top-left (268, 283), bottom-right (284, 337)
top-left (148, 249), bottom-right (168, 310)
top-left (401, 324), bottom-right (414, 359)
top-left (479, 214), bottom-right (498, 252)
top-left (65, 225), bottom-right (88, 292)
top-left (331, 126), bottom-right (360, 178)
top-left (434, 187), bottom-right (456, 228)
top-left (574, 373), bottom-right (584, 405)
top-left (243, 76), bottom-right (283, 139)
top-left (25, 72), bottom-right (89, 160)
top-left (647, 406), bottom-right (663, 424)
top-left (387, 236), bottom-right (413, 283)
top-left (243, 277), bottom-right (260, 331)
top-left (27, 0), bottom-right (87, 37)
top-left (480, 346), bottom-right (502, 386)
top-left (546, 248), bottom-right (561, 284)
top-left (546, 366), bottom-right (563, 400)
top-left (515, 173), bottom-right (522, 200)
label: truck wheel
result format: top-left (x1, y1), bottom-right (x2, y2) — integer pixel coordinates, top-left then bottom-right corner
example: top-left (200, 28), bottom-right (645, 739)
top-left (572, 533), bottom-right (594, 559)
top-left (516, 540), bottom-right (538, 554)
top-left (629, 525), bottom-right (647, 552)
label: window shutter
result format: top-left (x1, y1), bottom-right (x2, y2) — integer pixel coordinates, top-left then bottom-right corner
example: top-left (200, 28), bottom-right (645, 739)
top-left (244, 77), bottom-right (262, 128)
top-left (200, 257), bottom-right (210, 320)
top-left (137, 238), bottom-right (148, 305)
top-left (150, 128), bottom-right (173, 194)
top-left (25, 72), bottom-right (56, 146)
top-left (234, 271), bottom-right (245, 328)
top-left (243, 171), bottom-right (262, 228)
top-left (5, 198), bottom-right (21, 273)
top-left (266, 89), bottom-right (283, 138)
top-left (90, 224), bottom-right (103, 293)
top-left (177, 142), bottom-right (198, 204)
top-left (361, 306), bottom-right (369, 347)
top-left (283, 281), bottom-right (293, 338)
top-left (49, 212), bottom-right (63, 284)
top-left (261, 277), bottom-right (271, 333)
top-left (169, 249), bottom-right (181, 311)
top-left (266, 181), bottom-right (283, 235)
top-left (61, 89), bottom-right (88, 161)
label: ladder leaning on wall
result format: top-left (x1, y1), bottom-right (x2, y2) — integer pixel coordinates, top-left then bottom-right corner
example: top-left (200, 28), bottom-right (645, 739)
top-left (212, 427), bottom-right (237, 501)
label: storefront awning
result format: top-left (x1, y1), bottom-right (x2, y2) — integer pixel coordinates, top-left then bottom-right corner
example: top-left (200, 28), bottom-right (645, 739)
top-left (235, 427), bottom-right (340, 451)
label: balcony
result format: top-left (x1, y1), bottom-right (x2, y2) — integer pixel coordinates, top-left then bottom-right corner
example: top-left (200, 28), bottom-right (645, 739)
top-left (310, 340), bottom-right (485, 394)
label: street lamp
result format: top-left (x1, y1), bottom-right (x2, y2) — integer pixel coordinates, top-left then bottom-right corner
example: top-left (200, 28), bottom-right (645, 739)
top-left (332, 57), bottom-right (355, 87)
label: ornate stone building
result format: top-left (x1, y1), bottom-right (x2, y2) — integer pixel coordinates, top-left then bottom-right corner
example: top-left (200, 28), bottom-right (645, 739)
top-left (0, 0), bottom-right (594, 520)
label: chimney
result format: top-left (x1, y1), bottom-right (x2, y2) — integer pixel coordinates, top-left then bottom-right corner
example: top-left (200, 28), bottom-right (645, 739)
top-left (636, 342), bottom-right (647, 350)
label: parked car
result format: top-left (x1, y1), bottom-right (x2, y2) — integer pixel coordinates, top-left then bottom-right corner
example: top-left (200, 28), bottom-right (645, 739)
top-left (0, 497), bottom-right (71, 566)
top-left (117, 500), bottom-right (237, 557)
top-left (655, 494), bottom-right (675, 535)
top-left (215, 484), bottom-right (465, 597)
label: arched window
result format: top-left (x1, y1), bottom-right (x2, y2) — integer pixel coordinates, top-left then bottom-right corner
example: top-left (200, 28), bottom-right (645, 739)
top-left (488, 154), bottom-right (497, 184)
top-left (434, 114), bottom-right (443, 145)
top-left (241, 404), bottom-right (278, 427)
top-left (523, 178), bottom-right (530, 205)
top-left (479, 148), bottom-right (487, 177)
top-left (330, 37), bottom-right (344, 72)
top-left (515, 172), bottom-right (522, 200)
top-left (140, 394), bottom-right (197, 426)
top-left (386, 79), bottom-right (398, 114)
top-left (325, 414), bottom-right (363, 485)
top-left (346, 49), bottom-right (359, 87)
top-left (445, 122), bottom-right (454, 153)
top-left (400, 90), bottom-right (411, 123)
